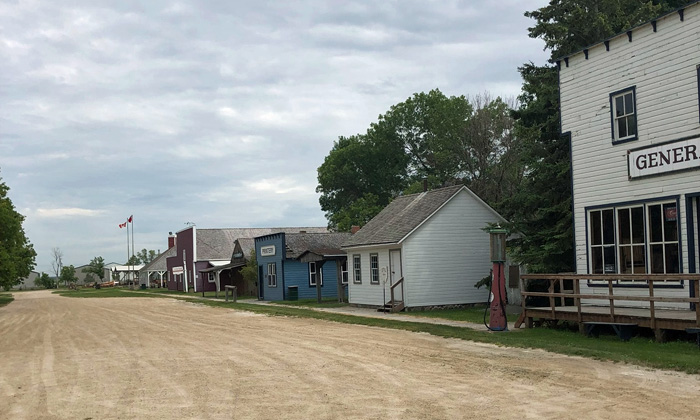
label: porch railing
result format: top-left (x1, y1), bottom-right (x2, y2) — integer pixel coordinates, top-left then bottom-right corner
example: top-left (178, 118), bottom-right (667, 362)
top-left (389, 277), bottom-right (405, 313)
top-left (518, 274), bottom-right (700, 329)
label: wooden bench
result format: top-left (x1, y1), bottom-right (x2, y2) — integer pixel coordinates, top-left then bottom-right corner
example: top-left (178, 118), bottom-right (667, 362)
top-left (686, 328), bottom-right (700, 349)
top-left (225, 285), bottom-right (237, 303)
top-left (583, 322), bottom-right (637, 341)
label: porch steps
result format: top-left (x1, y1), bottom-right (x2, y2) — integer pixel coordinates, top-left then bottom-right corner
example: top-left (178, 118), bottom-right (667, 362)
top-left (378, 300), bottom-right (405, 313)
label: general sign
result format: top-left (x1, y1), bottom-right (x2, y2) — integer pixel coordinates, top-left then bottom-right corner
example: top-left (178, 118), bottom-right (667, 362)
top-left (172, 266), bottom-right (183, 274)
top-left (260, 245), bottom-right (276, 256)
top-left (628, 136), bottom-right (700, 179)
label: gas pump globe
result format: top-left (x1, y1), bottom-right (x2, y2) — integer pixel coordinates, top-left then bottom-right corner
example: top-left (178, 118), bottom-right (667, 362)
top-left (489, 227), bottom-right (507, 263)
top-left (488, 226), bottom-right (508, 331)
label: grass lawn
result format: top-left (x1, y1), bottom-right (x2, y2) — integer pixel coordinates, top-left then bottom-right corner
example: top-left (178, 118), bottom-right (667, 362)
top-left (271, 297), bottom-right (350, 308)
top-left (402, 305), bottom-right (518, 324)
top-left (54, 288), bottom-right (700, 374)
top-left (0, 293), bottom-right (14, 308)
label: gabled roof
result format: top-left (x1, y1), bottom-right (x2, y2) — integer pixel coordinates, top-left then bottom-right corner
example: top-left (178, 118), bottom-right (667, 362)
top-left (141, 246), bottom-right (177, 272)
top-left (284, 232), bottom-right (352, 259)
top-left (233, 238), bottom-right (256, 260)
top-left (343, 185), bottom-right (502, 248)
top-left (196, 227), bottom-right (328, 260)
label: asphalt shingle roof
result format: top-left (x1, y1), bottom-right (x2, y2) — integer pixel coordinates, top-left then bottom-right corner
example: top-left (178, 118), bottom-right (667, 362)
top-left (284, 232), bottom-right (352, 259)
top-left (342, 185), bottom-right (466, 248)
top-left (196, 227), bottom-right (328, 260)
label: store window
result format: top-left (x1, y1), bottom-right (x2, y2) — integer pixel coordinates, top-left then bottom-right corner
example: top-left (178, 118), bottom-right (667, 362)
top-left (267, 263), bottom-right (277, 287)
top-left (587, 200), bottom-right (680, 286)
top-left (309, 262), bottom-right (323, 286)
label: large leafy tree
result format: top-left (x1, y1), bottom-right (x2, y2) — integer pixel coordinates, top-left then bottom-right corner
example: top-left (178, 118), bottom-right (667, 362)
top-left (59, 265), bottom-right (78, 286)
top-left (0, 173), bottom-right (36, 290)
top-left (505, 0), bottom-right (689, 273)
top-left (318, 89), bottom-right (520, 230)
top-left (136, 249), bottom-right (158, 264)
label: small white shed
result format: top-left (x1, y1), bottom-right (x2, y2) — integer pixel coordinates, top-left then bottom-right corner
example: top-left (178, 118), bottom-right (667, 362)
top-left (343, 185), bottom-right (511, 310)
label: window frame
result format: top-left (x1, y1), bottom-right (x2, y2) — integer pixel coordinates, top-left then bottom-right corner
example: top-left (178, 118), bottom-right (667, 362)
top-left (309, 261), bottom-right (323, 287)
top-left (370, 253), bottom-right (379, 284)
top-left (208, 272), bottom-right (216, 283)
top-left (267, 262), bottom-right (277, 287)
top-left (353, 255), bottom-right (362, 284)
top-left (341, 260), bottom-right (349, 285)
top-left (586, 198), bottom-right (682, 288)
top-left (609, 86), bottom-right (638, 144)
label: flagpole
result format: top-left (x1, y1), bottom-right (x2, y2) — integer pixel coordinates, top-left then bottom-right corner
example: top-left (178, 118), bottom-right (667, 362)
top-left (131, 215), bottom-right (135, 289)
top-left (126, 219), bottom-right (130, 288)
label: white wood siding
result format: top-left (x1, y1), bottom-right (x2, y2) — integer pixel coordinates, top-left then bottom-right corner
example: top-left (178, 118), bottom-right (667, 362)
top-left (561, 5), bottom-right (700, 307)
top-left (347, 249), bottom-right (391, 306)
top-left (402, 190), bottom-right (498, 307)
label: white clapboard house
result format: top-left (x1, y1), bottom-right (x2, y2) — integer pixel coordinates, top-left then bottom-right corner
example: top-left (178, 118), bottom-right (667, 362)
top-left (342, 185), bottom-right (509, 311)
top-left (559, 1), bottom-right (700, 309)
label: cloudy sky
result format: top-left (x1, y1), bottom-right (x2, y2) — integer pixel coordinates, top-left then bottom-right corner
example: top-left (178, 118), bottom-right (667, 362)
top-left (1, 0), bottom-right (549, 273)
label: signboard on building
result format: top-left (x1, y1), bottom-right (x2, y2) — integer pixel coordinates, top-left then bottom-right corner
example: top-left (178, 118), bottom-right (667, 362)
top-left (260, 245), bottom-right (276, 256)
top-left (628, 136), bottom-right (700, 179)
top-left (172, 266), bottom-right (183, 274)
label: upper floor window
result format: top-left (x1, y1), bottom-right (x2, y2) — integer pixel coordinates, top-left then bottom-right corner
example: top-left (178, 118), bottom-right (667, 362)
top-left (610, 87), bottom-right (637, 143)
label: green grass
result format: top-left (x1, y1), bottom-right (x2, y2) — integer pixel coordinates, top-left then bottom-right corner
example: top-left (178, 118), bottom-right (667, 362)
top-left (0, 293), bottom-right (14, 308)
top-left (53, 287), bottom-right (164, 298)
top-left (402, 305), bottom-right (518, 324)
top-left (271, 297), bottom-right (350, 308)
top-left (54, 289), bottom-right (700, 374)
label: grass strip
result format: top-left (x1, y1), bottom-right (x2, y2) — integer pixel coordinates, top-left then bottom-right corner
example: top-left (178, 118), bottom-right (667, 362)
top-left (0, 293), bottom-right (14, 308)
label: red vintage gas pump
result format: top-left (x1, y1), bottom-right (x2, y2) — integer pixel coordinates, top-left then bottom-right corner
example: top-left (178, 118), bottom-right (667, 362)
top-left (488, 226), bottom-right (508, 331)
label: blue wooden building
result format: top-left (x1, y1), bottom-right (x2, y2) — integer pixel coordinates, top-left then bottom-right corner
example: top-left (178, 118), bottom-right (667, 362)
top-left (255, 232), bottom-right (351, 301)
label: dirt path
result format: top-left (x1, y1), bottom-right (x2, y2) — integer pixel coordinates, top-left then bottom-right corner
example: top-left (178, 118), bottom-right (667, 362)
top-left (1, 290), bottom-right (699, 420)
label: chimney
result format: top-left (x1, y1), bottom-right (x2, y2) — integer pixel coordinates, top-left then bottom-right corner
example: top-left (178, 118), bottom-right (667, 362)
top-left (422, 176), bottom-right (428, 192)
top-left (168, 232), bottom-right (176, 249)
top-left (351, 225), bottom-right (361, 234)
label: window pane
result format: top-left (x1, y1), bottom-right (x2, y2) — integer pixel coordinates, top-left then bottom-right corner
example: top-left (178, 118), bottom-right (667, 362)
top-left (618, 208), bottom-right (630, 244)
top-left (663, 204), bottom-right (678, 241)
top-left (619, 246), bottom-right (632, 274)
top-left (624, 93), bottom-right (634, 114)
top-left (650, 244), bottom-right (664, 273)
top-left (615, 96), bottom-right (624, 116)
top-left (665, 244), bottom-right (679, 273)
top-left (603, 246), bottom-right (616, 273)
top-left (626, 115), bottom-right (637, 136)
top-left (649, 205), bottom-right (662, 242)
top-left (632, 245), bottom-right (646, 274)
top-left (602, 210), bottom-right (614, 244)
top-left (590, 211), bottom-right (602, 245)
top-left (631, 207), bottom-right (644, 244)
top-left (618, 119), bottom-right (627, 138)
top-left (592, 247), bottom-right (603, 274)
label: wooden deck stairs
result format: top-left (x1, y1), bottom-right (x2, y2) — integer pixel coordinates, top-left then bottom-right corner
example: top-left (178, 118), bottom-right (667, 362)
top-left (378, 277), bottom-right (406, 313)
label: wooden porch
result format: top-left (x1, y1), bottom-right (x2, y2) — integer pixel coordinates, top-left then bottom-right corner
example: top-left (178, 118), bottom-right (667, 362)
top-left (515, 274), bottom-right (700, 340)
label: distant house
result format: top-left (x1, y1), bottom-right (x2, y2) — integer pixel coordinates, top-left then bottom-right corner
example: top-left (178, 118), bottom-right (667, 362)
top-left (11, 271), bottom-right (39, 290)
top-left (166, 226), bottom-right (327, 293)
top-left (199, 238), bottom-right (256, 297)
top-left (342, 185), bottom-right (507, 311)
top-left (255, 232), bottom-right (351, 301)
top-left (139, 247), bottom-right (176, 288)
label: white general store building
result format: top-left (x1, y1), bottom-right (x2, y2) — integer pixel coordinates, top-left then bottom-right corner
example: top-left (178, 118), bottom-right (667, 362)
top-left (560, 1), bottom-right (700, 308)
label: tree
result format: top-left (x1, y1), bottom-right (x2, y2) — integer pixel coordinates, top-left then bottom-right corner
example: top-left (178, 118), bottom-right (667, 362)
top-left (86, 256), bottom-right (106, 281)
top-left (317, 89), bottom-right (520, 230)
top-left (136, 248), bottom-right (158, 264)
top-left (239, 249), bottom-right (258, 296)
top-left (126, 255), bottom-right (140, 265)
top-left (51, 247), bottom-right (63, 283)
top-left (34, 272), bottom-right (56, 289)
top-left (0, 173), bottom-right (36, 290)
top-left (504, 0), bottom-right (688, 272)
top-left (59, 265), bottom-right (78, 286)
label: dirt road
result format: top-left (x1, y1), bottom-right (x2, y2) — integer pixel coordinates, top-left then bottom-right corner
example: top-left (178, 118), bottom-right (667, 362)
top-left (1, 290), bottom-right (699, 419)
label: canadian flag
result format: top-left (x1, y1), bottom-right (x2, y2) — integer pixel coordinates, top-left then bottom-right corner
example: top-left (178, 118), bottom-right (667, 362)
top-left (119, 222), bottom-right (127, 228)
top-left (128, 215), bottom-right (133, 223)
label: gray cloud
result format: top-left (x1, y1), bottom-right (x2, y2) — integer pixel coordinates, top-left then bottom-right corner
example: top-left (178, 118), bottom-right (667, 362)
top-left (1, 0), bottom-right (549, 272)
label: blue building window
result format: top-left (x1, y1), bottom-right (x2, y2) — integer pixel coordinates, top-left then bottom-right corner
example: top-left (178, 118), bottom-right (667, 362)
top-left (309, 262), bottom-right (323, 286)
top-left (267, 263), bottom-right (277, 287)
